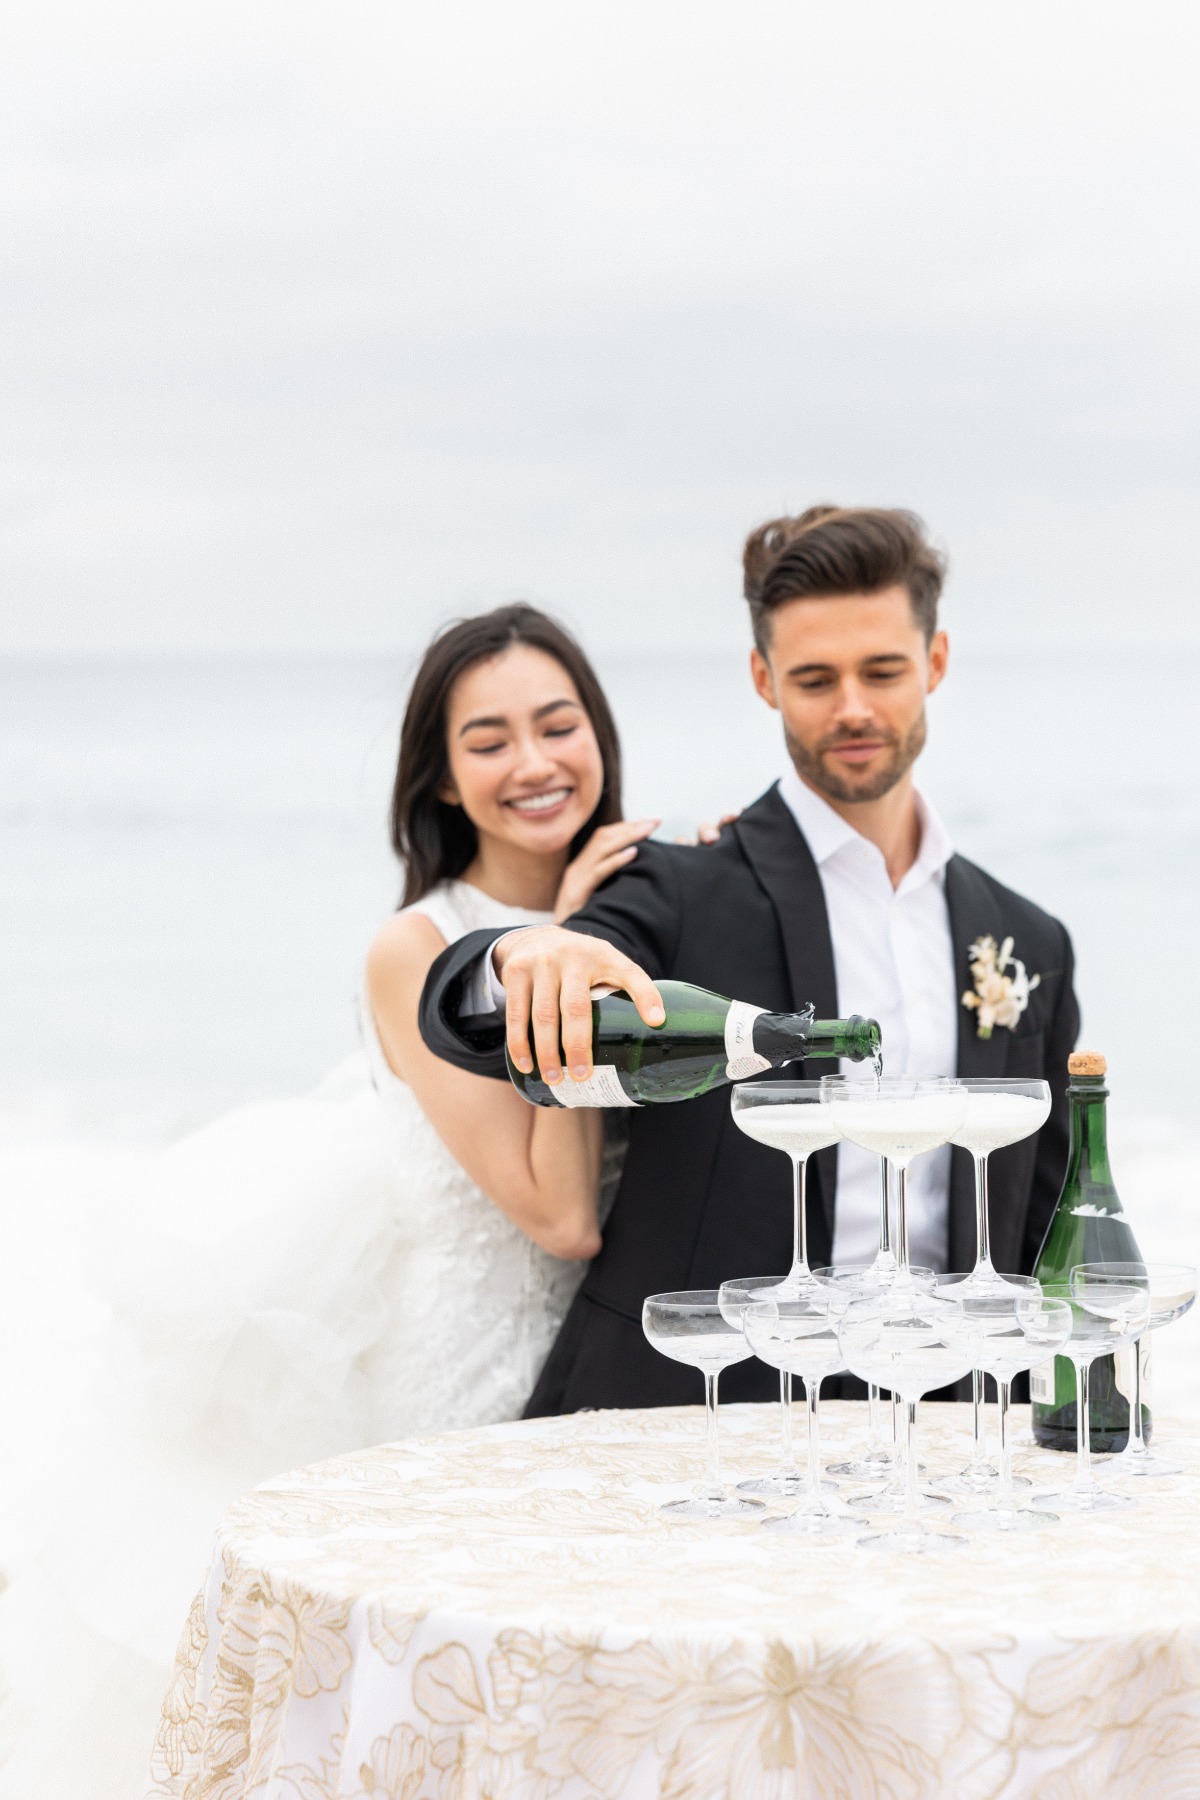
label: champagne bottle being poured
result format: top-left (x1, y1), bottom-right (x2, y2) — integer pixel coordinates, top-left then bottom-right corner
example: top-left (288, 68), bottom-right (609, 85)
top-left (507, 979), bottom-right (882, 1108)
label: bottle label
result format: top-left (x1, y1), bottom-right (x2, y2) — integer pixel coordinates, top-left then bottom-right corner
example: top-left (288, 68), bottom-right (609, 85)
top-left (550, 1064), bottom-right (639, 1108)
top-left (1029, 1360), bottom-right (1054, 1405)
top-left (725, 1001), bottom-right (770, 1081)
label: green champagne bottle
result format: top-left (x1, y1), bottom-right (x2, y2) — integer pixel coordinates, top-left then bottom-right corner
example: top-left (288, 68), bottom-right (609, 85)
top-left (507, 979), bottom-right (881, 1108)
top-left (1030, 1052), bottom-right (1148, 1452)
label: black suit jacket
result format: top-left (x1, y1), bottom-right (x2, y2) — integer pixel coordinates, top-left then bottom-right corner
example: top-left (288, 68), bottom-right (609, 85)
top-left (419, 784), bottom-right (1080, 1414)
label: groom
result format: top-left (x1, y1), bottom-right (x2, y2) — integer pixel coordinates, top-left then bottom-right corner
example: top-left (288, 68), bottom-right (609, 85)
top-left (420, 505), bottom-right (1080, 1413)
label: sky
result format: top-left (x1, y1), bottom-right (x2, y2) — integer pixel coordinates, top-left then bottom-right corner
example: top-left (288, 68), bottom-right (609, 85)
top-left (2, 1), bottom-right (1199, 655)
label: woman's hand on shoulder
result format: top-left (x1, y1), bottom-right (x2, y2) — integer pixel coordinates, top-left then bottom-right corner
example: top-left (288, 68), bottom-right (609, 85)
top-left (553, 817), bottom-right (659, 922)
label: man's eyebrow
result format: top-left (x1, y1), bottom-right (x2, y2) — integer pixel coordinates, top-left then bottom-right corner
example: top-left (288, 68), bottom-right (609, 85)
top-left (458, 697), bottom-right (580, 736)
top-left (784, 652), bottom-right (912, 678)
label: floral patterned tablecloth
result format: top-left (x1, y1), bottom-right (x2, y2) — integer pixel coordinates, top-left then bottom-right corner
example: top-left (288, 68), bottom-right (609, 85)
top-left (147, 1401), bottom-right (1200, 1800)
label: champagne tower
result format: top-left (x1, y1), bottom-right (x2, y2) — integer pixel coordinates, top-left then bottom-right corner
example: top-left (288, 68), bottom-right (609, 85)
top-left (1030, 1052), bottom-right (1148, 1452)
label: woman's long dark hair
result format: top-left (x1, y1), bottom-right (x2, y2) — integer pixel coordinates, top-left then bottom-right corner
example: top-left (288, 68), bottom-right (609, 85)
top-left (391, 604), bottom-right (623, 906)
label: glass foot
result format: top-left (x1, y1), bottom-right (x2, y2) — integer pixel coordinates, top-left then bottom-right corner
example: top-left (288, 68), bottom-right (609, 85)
top-left (1106, 1451), bottom-right (1183, 1480)
top-left (761, 1508), bottom-right (867, 1539)
top-left (857, 1524), bottom-right (966, 1554)
top-left (738, 1471), bottom-right (839, 1499)
top-left (661, 1493), bottom-right (765, 1519)
top-left (952, 1505), bottom-right (1057, 1532)
top-left (1029, 1487), bottom-right (1135, 1515)
top-left (849, 1485), bottom-right (951, 1515)
top-left (826, 1451), bottom-right (897, 1481)
top-left (933, 1466), bottom-right (1031, 1497)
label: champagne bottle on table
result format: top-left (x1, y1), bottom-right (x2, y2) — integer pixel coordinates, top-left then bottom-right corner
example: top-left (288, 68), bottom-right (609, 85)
top-left (507, 979), bottom-right (881, 1107)
top-left (1030, 1052), bottom-right (1148, 1452)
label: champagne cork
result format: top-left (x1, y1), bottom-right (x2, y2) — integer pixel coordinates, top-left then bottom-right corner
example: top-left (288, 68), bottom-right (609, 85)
top-left (1068, 1052), bottom-right (1106, 1077)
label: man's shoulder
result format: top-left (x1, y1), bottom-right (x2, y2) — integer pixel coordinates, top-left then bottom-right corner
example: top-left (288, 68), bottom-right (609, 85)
top-left (618, 786), bottom-right (784, 886)
top-left (947, 851), bottom-right (1071, 953)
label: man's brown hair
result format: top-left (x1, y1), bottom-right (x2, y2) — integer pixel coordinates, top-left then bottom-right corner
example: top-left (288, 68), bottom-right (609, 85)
top-left (742, 504), bottom-right (946, 652)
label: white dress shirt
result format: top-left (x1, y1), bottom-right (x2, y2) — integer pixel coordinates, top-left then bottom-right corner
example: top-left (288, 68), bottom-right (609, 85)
top-left (777, 767), bottom-right (958, 1271)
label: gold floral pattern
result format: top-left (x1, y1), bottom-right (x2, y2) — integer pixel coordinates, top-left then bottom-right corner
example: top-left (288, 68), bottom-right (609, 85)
top-left (147, 1404), bottom-right (1200, 1799)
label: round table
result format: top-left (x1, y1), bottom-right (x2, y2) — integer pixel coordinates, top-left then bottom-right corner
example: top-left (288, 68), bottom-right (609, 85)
top-left (146, 1402), bottom-right (1200, 1799)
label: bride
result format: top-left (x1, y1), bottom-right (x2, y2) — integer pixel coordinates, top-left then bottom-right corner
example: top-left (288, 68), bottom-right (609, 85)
top-left (0, 604), bottom-right (657, 1797)
top-left (360, 601), bottom-right (654, 1431)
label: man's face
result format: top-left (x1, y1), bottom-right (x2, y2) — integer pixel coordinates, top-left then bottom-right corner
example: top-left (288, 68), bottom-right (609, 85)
top-left (750, 585), bottom-right (948, 805)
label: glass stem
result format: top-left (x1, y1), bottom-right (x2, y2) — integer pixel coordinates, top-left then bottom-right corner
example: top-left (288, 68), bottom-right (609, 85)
top-left (896, 1164), bottom-right (910, 1273)
top-left (778, 1369), bottom-right (798, 1475)
top-left (1073, 1357), bottom-right (1094, 1495)
top-left (970, 1367), bottom-right (987, 1471)
top-left (704, 1370), bottom-right (722, 1495)
top-left (876, 1158), bottom-right (893, 1264)
top-left (867, 1382), bottom-right (882, 1453)
top-left (1127, 1335), bottom-right (1148, 1459)
top-left (973, 1153), bottom-right (995, 1275)
top-left (790, 1156), bottom-right (809, 1281)
top-left (904, 1399), bottom-right (919, 1524)
top-left (806, 1377), bottom-right (824, 1505)
top-left (997, 1379), bottom-right (1015, 1520)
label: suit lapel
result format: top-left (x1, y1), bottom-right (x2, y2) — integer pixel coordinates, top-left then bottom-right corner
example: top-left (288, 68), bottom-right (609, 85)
top-left (945, 854), bottom-right (1011, 1269)
top-left (732, 786), bottom-right (840, 1240)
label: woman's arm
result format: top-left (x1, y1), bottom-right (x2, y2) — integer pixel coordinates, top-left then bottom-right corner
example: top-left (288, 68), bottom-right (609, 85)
top-left (366, 911), bottom-right (603, 1261)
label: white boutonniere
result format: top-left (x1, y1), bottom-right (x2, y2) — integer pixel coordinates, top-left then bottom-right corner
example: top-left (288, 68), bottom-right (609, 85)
top-left (962, 935), bottom-right (1040, 1040)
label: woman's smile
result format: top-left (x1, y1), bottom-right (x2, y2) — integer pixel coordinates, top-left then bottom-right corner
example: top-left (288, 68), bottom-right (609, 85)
top-left (504, 786), bottom-right (574, 819)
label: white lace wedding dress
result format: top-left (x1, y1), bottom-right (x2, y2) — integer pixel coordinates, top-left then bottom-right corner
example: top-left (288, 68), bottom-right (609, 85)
top-left (0, 880), bottom-right (606, 1798)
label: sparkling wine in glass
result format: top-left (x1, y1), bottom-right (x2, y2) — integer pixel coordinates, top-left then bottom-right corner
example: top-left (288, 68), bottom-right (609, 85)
top-left (730, 1083), bottom-right (841, 1295)
top-left (823, 1077), bottom-right (967, 1287)
top-left (1030, 1274), bottom-right (1151, 1516)
top-left (837, 1291), bottom-right (973, 1553)
top-left (743, 1295), bottom-right (867, 1538)
top-left (1072, 1262), bottom-right (1196, 1481)
top-left (943, 1292), bottom-right (1072, 1532)
top-left (641, 1291), bottom-right (764, 1519)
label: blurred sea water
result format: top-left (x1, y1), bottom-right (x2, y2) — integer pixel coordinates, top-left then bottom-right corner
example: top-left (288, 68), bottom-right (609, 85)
top-left (1, 647), bottom-right (1196, 1135)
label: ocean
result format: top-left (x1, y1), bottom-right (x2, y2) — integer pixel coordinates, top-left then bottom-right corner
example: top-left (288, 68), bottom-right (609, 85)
top-left (1, 647), bottom-right (1196, 1134)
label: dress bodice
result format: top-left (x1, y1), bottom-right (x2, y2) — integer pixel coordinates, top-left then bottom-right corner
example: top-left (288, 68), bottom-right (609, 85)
top-left (358, 881), bottom-right (584, 1434)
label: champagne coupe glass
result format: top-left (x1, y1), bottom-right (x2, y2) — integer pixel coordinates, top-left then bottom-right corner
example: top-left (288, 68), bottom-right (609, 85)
top-left (724, 1084), bottom-right (841, 1498)
top-left (1030, 1275), bottom-right (1151, 1516)
top-left (743, 1294), bottom-right (867, 1538)
top-left (934, 1272), bottom-right (1040, 1499)
top-left (719, 1275), bottom-right (832, 1499)
top-left (837, 1290), bottom-right (973, 1553)
top-left (942, 1079), bottom-right (1052, 1496)
top-left (730, 1083), bottom-right (841, 1295)
top-left (642, 1292), bottom-right (765, 1519)
top-left (823, 1077), bottom-right (967, 1288)
top-left (944, 1293), bottom-right (1072, 1531)
top-left (1072, 1262), bottom-right (1197, 1479)
top-left (813, 1262), bottom-right (937, 1482)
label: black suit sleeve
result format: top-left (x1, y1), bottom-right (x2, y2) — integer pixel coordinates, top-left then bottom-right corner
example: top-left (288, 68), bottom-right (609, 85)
top-left (416, 927), bottom-right (513, 1079)
top-left (1021, 922), bottom-right (1081, 1269)
top-left (417, 843), bottom-right (686, 1079)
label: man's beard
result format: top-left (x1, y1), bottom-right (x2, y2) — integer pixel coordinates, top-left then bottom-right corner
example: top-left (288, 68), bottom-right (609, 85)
top-left (785, 712), bottom-right (927, 805)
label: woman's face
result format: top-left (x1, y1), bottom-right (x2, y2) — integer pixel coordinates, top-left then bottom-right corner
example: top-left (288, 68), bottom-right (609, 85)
top-left (441, 645), bottom-right (605, 856)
